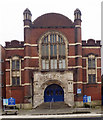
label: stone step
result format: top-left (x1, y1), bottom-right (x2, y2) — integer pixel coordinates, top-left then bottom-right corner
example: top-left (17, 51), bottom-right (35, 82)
top-left (36, 102), bottom-right (70, 109)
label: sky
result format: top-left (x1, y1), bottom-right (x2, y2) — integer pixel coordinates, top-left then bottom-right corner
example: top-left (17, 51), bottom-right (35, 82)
top-left (0, 0), bottom-right (103, 72)
top-left (0, 0), bottom-right (102, 45)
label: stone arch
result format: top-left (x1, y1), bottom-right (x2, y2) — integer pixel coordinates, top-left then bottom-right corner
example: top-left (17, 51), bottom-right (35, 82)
top-left (40, 79), bottom-right (67, 103)
top-left (41, 79), bottom-right (65, 90)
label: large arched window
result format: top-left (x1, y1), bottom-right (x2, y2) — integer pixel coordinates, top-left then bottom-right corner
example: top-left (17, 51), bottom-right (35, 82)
top-left (39, 32), bottom-right (68, 70)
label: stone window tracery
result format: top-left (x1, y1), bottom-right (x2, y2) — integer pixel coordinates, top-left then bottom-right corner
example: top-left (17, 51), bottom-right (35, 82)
top-left (39, 32), bottom-right (68, 70)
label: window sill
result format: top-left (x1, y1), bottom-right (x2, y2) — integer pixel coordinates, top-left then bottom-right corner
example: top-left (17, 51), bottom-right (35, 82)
top-left (41, 69), bottom-right (67, 72)
top-left (11, 85), bottom-right (21, 87)
top-left (88, 68), bottom-right (96, 69)
top-left (12, 69), bottom-right (20, 71)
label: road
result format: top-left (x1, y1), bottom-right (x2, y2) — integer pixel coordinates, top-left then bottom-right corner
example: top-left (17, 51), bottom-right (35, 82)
top-left (1, 117), bottom-right (103, 120)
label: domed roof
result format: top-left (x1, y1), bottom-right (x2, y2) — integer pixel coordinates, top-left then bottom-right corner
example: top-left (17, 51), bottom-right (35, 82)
top-left (33, 13), bottom-right (73, 27)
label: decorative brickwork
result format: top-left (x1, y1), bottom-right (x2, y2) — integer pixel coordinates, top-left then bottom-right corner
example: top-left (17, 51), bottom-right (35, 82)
top-left (1, 8), bottom-right (101, 109)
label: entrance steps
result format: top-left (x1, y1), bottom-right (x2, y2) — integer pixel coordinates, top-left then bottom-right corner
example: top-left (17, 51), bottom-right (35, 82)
top-left (36, 102), bottom-right (70, 109)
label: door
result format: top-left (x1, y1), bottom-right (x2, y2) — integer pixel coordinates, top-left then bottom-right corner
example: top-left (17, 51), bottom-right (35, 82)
top-left (44, 84), bottom-right (64, 102)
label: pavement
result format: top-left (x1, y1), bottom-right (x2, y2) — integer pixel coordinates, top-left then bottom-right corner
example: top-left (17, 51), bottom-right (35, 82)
top-left (2, 106), bottom-right (103, 115)
top-left (1, 106), bottom-right (103, 119)
top-left (17, 106), bottom-right (103, 115)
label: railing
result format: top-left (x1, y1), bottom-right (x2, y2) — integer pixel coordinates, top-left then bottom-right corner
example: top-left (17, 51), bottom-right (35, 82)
top-left (50, 98), bottom-right (54, 109)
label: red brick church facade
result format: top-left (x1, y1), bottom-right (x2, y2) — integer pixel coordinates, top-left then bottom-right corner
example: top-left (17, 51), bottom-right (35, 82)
top-left (2, 8), bottom-right (101, 109)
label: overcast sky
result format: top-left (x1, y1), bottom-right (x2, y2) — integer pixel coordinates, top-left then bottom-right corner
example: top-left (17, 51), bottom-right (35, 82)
top-left (0, 0), bottom-right (103, 73)
top-left (0, 0), bottom-right (102, 45)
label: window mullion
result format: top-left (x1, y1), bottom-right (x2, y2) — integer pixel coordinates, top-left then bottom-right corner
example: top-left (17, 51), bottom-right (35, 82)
top-left (14, 60), bottom-right (16, 70)
top-left (48, 34), bottom-right (51, 69)
top-left (57, 35), bottom-right (59, 69)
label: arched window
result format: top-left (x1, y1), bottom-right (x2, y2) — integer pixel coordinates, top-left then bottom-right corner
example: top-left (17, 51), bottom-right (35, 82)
top-left (11, 56), bottom-right (21, 86)
top-left (39, 32), bottom-right (68, 70)
top-left (88, 54), bottom-right (96, 83)
top-left (88, 55), bottom-right (95, 69)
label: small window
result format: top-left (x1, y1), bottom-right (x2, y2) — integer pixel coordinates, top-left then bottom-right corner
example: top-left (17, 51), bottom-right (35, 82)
top-left (12, 60), bottom-right (20, 70)
top-left (12, 77), bottom-right (20, 86)
top-left (88, 74), bottom-right (96, 83)
top-left (88, 58), bottom-right (95, 69)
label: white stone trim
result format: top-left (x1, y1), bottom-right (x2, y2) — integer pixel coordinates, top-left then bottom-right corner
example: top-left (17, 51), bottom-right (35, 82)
top-left (95, 58), bottom-right (97, 83)
top-left (75, 25), bottom-right (81, 28)
top-left (5, 48), bottom-right (24, 50)
top-left (82, 67), bottom-right (86, 69)
top-left (10, 59), bottom-right (12, 85)
top-left (97, 57), bottom-right (101, 59)
top-left (20, 59), bottom-right (21, 85)
top-left (6, 69), bottom-right (10, 71)
top-left (73, 81), bottom-right (83, 84)
top-left (73, 82), bottom-right (101, 84)
top-left (24, 25), bottom-right (30, 28)
top-left (97, 82), bottom-right (102, 84)
top-left (6, 83), bottom-right (32, 87)
top-left (82, 57), bottom-right (101, 59)
top-left (97, 67), bottom-right (101, 69)
top-left (86, 57), bottom-right (88, 83)
top-left (83, 57), bottom-right (101, 59)
top-left (68, 66), bottom-right (82, 69)
top-left (82, 57), bottom-right (87, 59)
top-left (68, 55), bottom-right (82, 58)
top-left (33, 71), bottom-right (74, 108)
top-left (21, 69), bottom-right (24, 71)
top-left (24, 43), bottom-right (38, 47)
top-left (6, 85), bottom-right (11, 87)
top-left (24, 56), bottom-right (39, 59)
top-left (69, 43), bottom-right (82, 46)
top-left (21, 83), bottom-right (31, 86)
top-left (24, 67), bottom-right (39, 70)
top-left (6, 69), bottom-right (24, 72)
top-left (5, 59), bottom-right (10, 61)
top-left (6, 58), bottom-right (24, 61)
top-left (82, 47), bottom-right (100, 49)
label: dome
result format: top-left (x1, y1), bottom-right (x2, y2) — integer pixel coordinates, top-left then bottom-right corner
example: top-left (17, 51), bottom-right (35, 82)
top-left (33, 13), bottom-right (73, 27)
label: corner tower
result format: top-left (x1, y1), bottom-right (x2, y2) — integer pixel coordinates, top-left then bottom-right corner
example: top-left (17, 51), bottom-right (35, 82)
top-left (74, 8), bottom-right (83, 104)
top-left (23, 8), bottom-right (32, 108)
top-left (23, 8), bottom-right (32, 28)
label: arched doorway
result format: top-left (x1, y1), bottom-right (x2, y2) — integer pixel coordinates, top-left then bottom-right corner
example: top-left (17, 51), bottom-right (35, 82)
top-left (44, 84), bottom-right (64, 102)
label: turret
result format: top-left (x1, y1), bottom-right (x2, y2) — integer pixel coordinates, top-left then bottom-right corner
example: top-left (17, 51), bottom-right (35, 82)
top-left (74, 8), bottom-right (82, 26)
top-left (74, 8), bottom-right (83, 99)
top-left (23, 8), bottom-right (32, 27)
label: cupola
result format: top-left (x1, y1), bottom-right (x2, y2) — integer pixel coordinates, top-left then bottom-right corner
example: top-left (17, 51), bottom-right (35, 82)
top-left (74, 8), bottom-right (81, 20)
top-left (23, 8), bottom-right (32, 21)
top-left (74, 8), bottom-right (82, 25)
